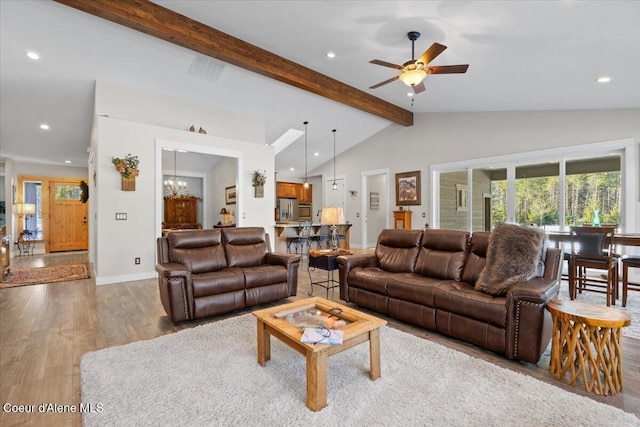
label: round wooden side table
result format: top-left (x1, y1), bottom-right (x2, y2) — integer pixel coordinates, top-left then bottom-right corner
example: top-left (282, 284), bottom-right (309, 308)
top-left (547, 300), bottom-right (631, 396)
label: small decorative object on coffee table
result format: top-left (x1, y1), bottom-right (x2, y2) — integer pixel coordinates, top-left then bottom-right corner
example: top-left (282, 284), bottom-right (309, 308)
top-left (547, 299), bottom-right (631, 396)
top-left (252, 297), bottom-right (386, 411)
top-left (308, 249), bottom-right (352, 298)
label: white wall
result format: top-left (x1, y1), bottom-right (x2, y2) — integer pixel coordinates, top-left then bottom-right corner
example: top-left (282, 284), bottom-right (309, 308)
top-left (93, 82), bottom-right (273, 285)
top-left (209, 157), bottom-right (238, 225)
top-left (310, 109), bottom-right (640, 246)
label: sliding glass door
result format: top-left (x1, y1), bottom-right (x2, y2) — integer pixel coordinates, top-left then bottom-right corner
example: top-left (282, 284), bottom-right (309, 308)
top-left (432, 140), bottom-right (632, 233)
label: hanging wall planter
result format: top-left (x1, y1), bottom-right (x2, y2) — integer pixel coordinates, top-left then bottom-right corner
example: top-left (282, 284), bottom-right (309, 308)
top-left (112, 154), bottom-right (140, 192)
top-left (252, 170), bottom-right (267, 199)
top-left (121, 175), bottom-right (136, 191)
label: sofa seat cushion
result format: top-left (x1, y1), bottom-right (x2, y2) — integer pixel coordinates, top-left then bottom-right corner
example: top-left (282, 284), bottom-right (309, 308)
top-left (434, 281), bottom-right (507, 328)
top-left (348, 267), bottom-right (395, 294)
top-left (386, 274), bottom-right (443, 307)
top-left (192, 269), bottom-right (245, 298)
top-left (243, 264), bottom-right (288, 289)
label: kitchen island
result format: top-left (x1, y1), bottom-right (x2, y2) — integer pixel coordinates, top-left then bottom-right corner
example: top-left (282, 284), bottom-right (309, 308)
top-left (273, 223), bottom-right (351, 253)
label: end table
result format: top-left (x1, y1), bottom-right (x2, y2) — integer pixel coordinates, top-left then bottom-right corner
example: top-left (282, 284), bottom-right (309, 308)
top-left (307, 249), bottom-right (352, 298)
top-left (547, 299), bottom-right (631, 396)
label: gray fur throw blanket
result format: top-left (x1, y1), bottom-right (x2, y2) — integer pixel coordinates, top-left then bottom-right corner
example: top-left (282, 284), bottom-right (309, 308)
top-left (476, 223), bottom-right (546, 296)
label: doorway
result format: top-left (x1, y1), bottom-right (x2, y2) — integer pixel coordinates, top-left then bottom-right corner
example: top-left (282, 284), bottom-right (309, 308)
top-left (361, 169), bottom-right (390, 249)
top-left (18, 176), bottom-right (88, 253)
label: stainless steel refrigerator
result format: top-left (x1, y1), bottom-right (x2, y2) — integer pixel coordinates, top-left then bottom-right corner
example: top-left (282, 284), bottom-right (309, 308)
top-left (277, 198), bottom-right (299, 222)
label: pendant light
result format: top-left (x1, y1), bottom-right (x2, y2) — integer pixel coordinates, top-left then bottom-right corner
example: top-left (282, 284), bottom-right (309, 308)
top-left (332, 129), bottom-right (337, 190)
top-left (303, 121), bottom-right (309, 189)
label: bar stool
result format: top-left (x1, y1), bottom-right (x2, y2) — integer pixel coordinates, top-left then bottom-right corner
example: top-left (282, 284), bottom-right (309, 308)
top-left (621, 256), bottom-right (640, 307)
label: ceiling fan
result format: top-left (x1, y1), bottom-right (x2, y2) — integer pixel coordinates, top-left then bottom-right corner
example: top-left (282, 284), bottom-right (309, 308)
top-left (369, 31), bottom-right (469, 94)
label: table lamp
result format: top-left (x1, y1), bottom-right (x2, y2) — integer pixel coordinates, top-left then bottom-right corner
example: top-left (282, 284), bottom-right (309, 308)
top-left (14, 203), bottom-right (36, 229)
top-left (219, 207), bottom-right (231, 225)
top-left (320, 206), bottom-right (344, 250)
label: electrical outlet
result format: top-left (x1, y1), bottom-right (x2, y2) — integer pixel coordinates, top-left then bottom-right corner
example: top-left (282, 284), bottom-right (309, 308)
top-left (135, 257), bottom-right (140, 265)
top-left (422, 212), bottom-right (426, 218)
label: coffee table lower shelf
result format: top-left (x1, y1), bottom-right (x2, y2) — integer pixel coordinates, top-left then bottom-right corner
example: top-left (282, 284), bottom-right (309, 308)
top-left (253, 297), bottom-right (386, 411)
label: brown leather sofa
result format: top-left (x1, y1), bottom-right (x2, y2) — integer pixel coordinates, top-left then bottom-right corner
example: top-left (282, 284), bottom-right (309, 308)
top-left (156, 227), bottom-right (300, 322)
top-left (338, 228), bottom-right (562, 364)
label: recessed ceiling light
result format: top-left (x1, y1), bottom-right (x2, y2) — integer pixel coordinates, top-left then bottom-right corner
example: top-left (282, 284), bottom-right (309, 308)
top-left (26, 51), bottom-right (40, 60)
top-left (596, 76), bottom-right (611, 83)
top-left (65, 160), bottom-right (71, 164)
top-left (326, 52), bottom-right (336, 58)
top-left (314, 152), bottom-right (319, 156)
top-left (406, 92), bottom-right (414, 97)
top-left (40, 123), bottom-right (50, 130)
top-left (290, 167), bottom-right (295, 171)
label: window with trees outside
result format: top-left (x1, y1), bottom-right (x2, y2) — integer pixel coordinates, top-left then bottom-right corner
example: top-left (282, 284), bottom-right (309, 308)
top-left (432, 139), bottom-right (634, 234)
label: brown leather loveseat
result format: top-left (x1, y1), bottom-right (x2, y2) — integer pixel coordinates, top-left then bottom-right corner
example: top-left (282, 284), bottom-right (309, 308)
top-left (338, 228), bottom-right (562, 363)
top-left (156, 227), bottom-right (300, 322)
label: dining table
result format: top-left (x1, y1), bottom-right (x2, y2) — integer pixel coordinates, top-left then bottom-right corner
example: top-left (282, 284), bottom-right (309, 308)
top-left (546, 231), bottom-right (640, 248)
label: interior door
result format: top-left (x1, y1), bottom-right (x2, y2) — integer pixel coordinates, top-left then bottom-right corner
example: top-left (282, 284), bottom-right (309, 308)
top-left (49, 180), bottom-right (88, 252)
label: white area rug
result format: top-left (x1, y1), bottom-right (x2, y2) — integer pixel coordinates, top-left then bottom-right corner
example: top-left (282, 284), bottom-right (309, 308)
top-left (80, 314), bottom-right (638, 426)
top-left (557, 283), bottom-right (639, 339)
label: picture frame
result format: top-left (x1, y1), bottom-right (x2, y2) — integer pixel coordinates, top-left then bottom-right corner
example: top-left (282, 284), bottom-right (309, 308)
top-left (225, 185), bottom-right (237, 205)
top-left (395, 171), bottom-right (421, 206)
top-left (456, 184), bottom-right (468, 211)
top-left (369, 192), bottom-right (380, 210)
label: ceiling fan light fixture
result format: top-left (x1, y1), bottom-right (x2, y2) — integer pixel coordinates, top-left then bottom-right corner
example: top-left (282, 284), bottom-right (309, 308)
top-left (399, 69), bottom-right (427, 87)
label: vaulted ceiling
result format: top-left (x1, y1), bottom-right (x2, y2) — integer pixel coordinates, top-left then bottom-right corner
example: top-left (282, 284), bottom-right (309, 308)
top-left (1, 1), bottom-right (639, 181)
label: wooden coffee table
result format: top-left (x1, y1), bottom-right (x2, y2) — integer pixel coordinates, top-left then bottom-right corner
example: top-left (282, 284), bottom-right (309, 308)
top-left (252, 297), bottom-right (386, 411)
top-left (547, 299), bottom-right (631, 395)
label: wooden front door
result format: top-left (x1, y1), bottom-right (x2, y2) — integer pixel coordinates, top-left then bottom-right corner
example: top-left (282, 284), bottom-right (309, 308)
top-left (49, 180), bottom-right (88, 252)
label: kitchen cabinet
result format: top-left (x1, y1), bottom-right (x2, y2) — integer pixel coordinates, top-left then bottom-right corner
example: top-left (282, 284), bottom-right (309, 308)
top-left (277, 182), bottom-right (312, 204)
top-left (163, 196), bottom-right (199, 229)
top-left (276, 182), bottom-right (298, 199)
top-left (393, 210), bottom-right (412, 230)
top-left (297, 184), bottom-right (312, 204)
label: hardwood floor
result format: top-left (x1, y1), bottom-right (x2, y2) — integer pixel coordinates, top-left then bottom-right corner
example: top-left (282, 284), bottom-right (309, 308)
top-left (1, 252), bottom-right (638, 426)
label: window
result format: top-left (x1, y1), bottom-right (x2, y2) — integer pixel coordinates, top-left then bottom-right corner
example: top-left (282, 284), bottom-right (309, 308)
top-left (431, 139), bottom-right (635, 233)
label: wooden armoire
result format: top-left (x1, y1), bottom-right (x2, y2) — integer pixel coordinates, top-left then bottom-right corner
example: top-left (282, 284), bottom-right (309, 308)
top-left (163, 196), bottom-right (200, 229)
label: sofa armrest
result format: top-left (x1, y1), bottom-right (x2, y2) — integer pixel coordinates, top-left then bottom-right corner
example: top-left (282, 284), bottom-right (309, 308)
top-left (155, 263), bottom-right (192, 322)
top-left (337, 254), bottom-right (377, 302)
top-left (265, 253), bottom-right (301, 296)
top-left (505, 247), bottom-right (562, 363)
top-left (156, 262), bottom-right (189, 278)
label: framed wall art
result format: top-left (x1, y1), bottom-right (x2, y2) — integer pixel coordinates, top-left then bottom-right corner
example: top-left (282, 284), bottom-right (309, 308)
top-left (456, 184), bottom-right (468, 211)
top-left (395, 171), bottom-right (421, 206)
top-left (225, 185), bottom-right (237, 205)
top-left (369, 192), bottom-right (380, 210)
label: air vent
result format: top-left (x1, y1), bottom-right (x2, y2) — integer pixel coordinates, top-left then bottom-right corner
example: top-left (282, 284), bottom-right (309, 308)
top-left (188, 55), bottom-right (225, 82)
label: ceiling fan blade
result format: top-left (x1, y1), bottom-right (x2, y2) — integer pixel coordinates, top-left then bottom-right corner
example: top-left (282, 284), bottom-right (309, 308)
top-left (428, 64), bottom-right (469, 74)
top-left (369, 59), bottom-right (403, 70)
top-left (413, 81), bottom-right (426, 94)
top-left (417, 43), bottom-right (447, 66)
top-left (369, 75), bottom-right (399, 89)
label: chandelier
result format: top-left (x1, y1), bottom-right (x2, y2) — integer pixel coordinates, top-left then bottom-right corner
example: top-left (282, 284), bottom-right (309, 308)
top-left (164, 149), bottom-right (188, 197)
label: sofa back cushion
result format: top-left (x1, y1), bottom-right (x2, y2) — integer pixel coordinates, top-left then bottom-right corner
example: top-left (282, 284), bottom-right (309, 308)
top-left (375, 229), bottom-right (423, 273)
top-left (168, 229), bottom-right (227, 274)
top-left (461, 232), bottom-right (490, 284)
top-left (415, 229), bottom-right (469, 280)
top-left (222, 227), bottom-right (269, 268)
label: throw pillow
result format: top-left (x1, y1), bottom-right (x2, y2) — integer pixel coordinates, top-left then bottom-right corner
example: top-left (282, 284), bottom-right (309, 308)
top-left (476, 223), bottom-right (546, 296)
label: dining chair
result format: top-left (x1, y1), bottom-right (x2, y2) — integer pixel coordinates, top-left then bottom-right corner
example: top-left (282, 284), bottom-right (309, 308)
top-left (296, 221), bottom-right (312, 256)
top-left (569, 225), bottom-right (618, 306)
top-left (621, 256), bottom-right (640, 307)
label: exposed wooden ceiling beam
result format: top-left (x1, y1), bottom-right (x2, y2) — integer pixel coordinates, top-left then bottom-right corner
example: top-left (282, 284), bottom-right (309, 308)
top-left (53, 0), bottom-right (413, 126)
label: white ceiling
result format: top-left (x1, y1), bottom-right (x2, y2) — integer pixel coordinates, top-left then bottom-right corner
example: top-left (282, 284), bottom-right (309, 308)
top-left (1, 1), bottom-right (639, 181)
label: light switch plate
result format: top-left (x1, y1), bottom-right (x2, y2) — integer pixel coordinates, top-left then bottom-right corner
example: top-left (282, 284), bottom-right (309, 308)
top-left (115, 212), bottom-right (127, 220)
